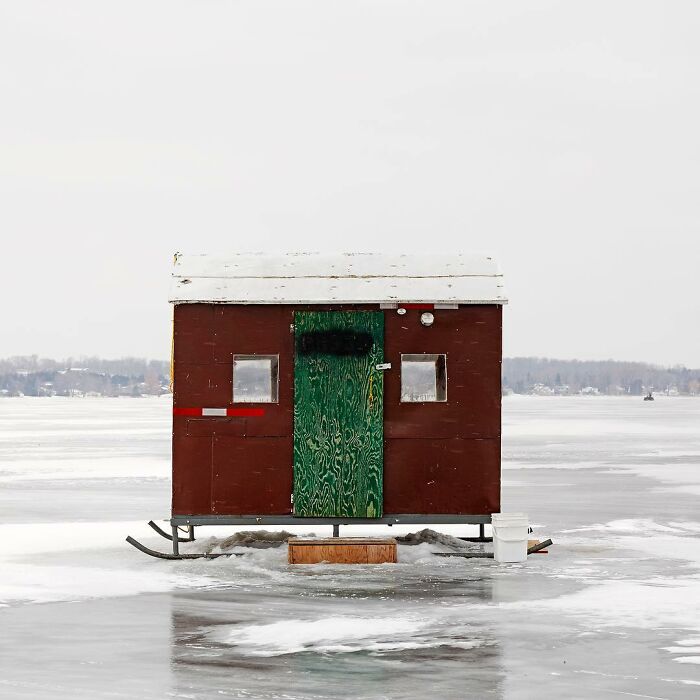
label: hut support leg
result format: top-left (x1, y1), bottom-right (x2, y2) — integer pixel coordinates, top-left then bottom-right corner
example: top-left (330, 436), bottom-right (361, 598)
top-left (458, 523), bottom-right (493, 543)
top-left (171, 525), bottom-right (180, 556)
top-left (332, 524), bottom-right (340, 538)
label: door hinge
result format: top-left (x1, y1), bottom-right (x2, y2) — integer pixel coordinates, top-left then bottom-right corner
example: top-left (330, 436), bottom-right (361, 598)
top-left (290, 323), bottom-right (295, 333)
top-left (290, 493), bottom-right (294, 504)
top-left (375, 362), bottom-right (391, 371)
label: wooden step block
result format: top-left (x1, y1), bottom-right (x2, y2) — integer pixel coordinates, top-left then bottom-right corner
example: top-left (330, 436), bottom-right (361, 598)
top-left (287, 537), bottom-right (397, 565)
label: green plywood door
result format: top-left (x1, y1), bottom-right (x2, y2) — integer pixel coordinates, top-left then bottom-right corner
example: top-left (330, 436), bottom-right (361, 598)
top-left (293, 311), bottom-right (384, 518)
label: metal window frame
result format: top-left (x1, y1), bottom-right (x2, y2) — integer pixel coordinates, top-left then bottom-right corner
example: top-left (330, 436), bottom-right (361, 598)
top-left (232, 354), bottom-right (280, 404)
top-left (399, 353), bottom-right (448, 403)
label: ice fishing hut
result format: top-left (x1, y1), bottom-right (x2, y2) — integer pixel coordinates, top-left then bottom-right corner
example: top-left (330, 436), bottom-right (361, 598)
top-left (130, 252), bottom-right (507, 557)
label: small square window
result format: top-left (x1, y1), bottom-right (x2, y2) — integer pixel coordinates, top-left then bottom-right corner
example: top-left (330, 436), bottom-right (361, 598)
top-left (233, 355), bottom-right (279, 403)
top-left (401, 354), bottom-right (447, 402)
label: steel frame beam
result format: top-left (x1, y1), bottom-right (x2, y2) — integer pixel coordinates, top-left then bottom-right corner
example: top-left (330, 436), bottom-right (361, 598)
top-left (170, 513), bottom-right (492, 527)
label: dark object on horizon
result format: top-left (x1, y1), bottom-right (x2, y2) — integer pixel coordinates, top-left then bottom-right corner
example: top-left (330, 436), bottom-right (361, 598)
top-left (644, 391), bottom-right (655, 401)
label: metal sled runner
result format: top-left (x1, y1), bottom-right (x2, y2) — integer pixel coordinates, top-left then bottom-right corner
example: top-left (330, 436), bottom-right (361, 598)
top-left (126, 521), bottom-right (246, 560)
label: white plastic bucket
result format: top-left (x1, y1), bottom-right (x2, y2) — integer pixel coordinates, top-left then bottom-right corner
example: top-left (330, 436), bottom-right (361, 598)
top-left (491, 513), bottom-right (529, 563)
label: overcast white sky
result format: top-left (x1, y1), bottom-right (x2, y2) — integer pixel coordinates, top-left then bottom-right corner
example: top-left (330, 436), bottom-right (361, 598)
top-left (1, 1), bottom-right (698, 366)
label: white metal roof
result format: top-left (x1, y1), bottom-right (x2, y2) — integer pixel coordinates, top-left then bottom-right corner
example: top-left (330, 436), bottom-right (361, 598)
top-left (169, 252), bottom-right (507, 305)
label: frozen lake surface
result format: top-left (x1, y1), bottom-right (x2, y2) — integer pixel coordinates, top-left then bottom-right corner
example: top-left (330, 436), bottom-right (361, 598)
top-left (1, 396), bottom-right (699, 698)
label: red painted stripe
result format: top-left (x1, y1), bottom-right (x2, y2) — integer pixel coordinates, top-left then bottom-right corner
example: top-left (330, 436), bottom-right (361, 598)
top-left (401, 303), bottom-right (434, 309)
top-left (227, 408), bottom-right (265, 417)
top-left (173, 407), bottom-right (265, 417)
top-left (173, 407), bottom-right (202, 416)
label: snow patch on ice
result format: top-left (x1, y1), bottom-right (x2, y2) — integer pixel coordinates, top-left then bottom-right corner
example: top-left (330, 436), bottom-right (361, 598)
top-left (0, 457), bottom-right (169, 482)
top-left (0, 521), bottom-right (155, 556)
top-left (503, 459), bottom-right (604, 471)
top-left (505, 418), bottom-right (699, 437)
top-left (672, 638), bottom-right (700, 646)
top-left (668, 522), bottom-right (700, 534)
top-left (606, 463), bottom-right (700, 495)
top-left (207, 615), bottom-right (485, 656)
top-left (663, 638), bottom-right (700, 667)
top-left (495, 577), bottom-right (700, 632)
top-left (617, 535), bottom-right (700, 570)
top-left (398, 541), bottom-right (478, 565)
top-left (562, 520), bottom-right (700, 579)
top-left (0, 521), bottom-right (220, 605)
top-left (562, 519), bottom-right (683, 535)
top-left (209, 616), bottom-right (421, 655)
top-left (563, 518), bottom-right (700, 572)
top-left (0, 563), bottom-right (179, 605)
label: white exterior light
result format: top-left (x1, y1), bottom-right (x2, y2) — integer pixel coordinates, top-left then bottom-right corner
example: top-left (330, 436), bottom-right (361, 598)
top-left (420, 312), bottom-right (435, 327)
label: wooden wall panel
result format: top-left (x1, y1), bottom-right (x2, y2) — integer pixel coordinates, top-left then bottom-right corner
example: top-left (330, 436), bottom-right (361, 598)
top-left (212, 306), bottom-right (287, 363)
top-left (173, 304), bottom-right (214, 364)
top-left (186, 418), bottom-right (245, 438)
top-left (383, 306), bottom-right (502, 439)
top-left (211, 436), bottom-right (293, 515)
top-left (172, 421), bottom-right (212, 515)
top-left (174, 306), bottom-right (292, 437)
top-left (383, 438), bottom-right (501, 515)
top-left (450, 362), bottom-right (502, 439)
top-left (183, 413), bottom-right (291, 438)
top-left (172, 303), bottom-right (502, 517)
top-left (173, 362), bottom-right (232, 406)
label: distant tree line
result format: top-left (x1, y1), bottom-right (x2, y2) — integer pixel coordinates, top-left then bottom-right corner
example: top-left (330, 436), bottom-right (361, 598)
top-left (1, 355), bottom-right (698, 398)
top-left (0, 356), bottom-right (170, 397)
top-left (503, 357), bottom-right (700, 396)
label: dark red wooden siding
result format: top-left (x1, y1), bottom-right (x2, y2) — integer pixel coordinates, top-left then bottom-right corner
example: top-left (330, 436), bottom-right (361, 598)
top-left (172, 303), bottom-right (501, 516)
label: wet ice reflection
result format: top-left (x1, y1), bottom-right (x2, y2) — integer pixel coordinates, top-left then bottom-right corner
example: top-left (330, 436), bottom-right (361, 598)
top-left (169, 552), bottom-right (505, 699)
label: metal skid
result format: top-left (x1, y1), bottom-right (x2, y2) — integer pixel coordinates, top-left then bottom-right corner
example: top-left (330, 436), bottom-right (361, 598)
top-left (125, 536), bottom-right (243, 560)
top-left (126, 513), bottom-right (493, 560)
top-left (147, 520), bottom-right (195, 543)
